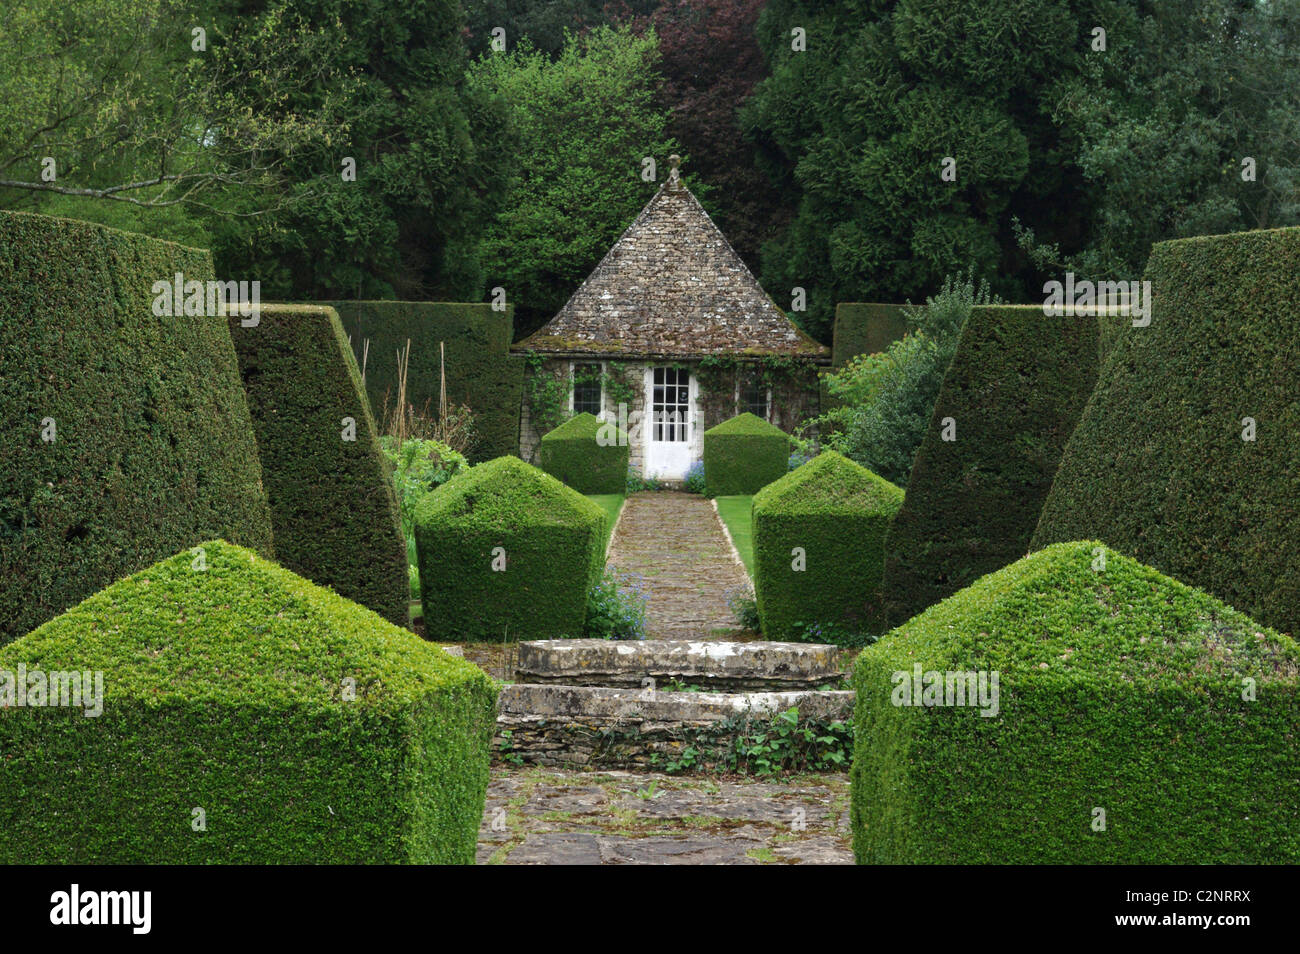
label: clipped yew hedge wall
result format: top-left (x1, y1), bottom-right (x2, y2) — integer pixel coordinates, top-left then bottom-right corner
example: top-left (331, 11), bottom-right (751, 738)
top-left (0, 211), bottom-right (273, 644)
top-left (882, 305), bottom-right (1099, 627)
top-left (853, 542), bottom-right (1300, 864)
top-left (0, 541), bottom-right (498, 863)
top-left (753, 451), bottom-right (903, 641)
top-left (1033, 227), bottom-right (1300, 636)
top-left (326, 301), bottom-right (524, 462)
top-left (538, 413), bottom-right (628, 494)
top-left (703, 412), bottom-right (790, 496)
top-left (832, 303), bottom-right (910, 367)
top-left (229, 304), bottom-right (409, 627)
top-left (414, 456), bottom-right (607, 641)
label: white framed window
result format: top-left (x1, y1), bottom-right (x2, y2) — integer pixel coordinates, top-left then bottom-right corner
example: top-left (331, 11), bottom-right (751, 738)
top-left (735, 374), bottom-right (771, 421)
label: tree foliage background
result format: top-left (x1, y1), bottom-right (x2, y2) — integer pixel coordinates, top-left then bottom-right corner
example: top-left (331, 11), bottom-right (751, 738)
top-left (2, 0), bottom-right (1297, 342)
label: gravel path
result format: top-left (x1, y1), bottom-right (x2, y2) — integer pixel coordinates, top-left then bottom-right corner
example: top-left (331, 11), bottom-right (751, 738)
top-left (605, 491), bottom-right (751, 640)
top-left (478, 767), bottom-right (852, 865)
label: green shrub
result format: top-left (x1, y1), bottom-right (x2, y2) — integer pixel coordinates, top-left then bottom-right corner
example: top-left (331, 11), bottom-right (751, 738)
top-left (820, 273), bottom-right (996, 487)
top-left (752, 451), bottom-right (903, 642)
top-left (229, 304), bottom-right (409, 627)
top-left (537, 412), bottom-right (628, 493)
top-left (703, 413), bottom-right (790, 496)
top-left (414, 456), bottom-right (607, 641)
top-left (0, 211), bottom-right (274, 644)
top-left (380, 437), bottom-right (469, 538)
top-left (325, 300), bottom-right (524, 462)
top-left (832, 303), bottom-right (910, 368)
top-left (583, 567), bottom-right (648, 640)
top-left (1032, 227), bottom-right (1300, 636)
top-left (882, 305), bottom-right (1100, 627)
top-left (0, 540), bottom-right (498, 863)
top-left (852, 541), bottom-right (1300, 864)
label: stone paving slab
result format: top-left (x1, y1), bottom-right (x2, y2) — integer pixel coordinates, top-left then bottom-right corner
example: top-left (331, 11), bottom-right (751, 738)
top-left (478, 766), bottom-right (852, 865)
top-left (605, 491), bottom-right (752, 640)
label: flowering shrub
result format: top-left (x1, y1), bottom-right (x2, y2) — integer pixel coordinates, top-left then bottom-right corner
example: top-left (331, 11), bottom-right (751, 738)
top-left (684, 460), bottom-right (708, 495)
top-left (583, 567), bottom-right (648, 640)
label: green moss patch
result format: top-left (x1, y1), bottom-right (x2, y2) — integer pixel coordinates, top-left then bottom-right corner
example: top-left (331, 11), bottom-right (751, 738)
top-left (230, 304), bottom-right (409, 627)
top-left (0, 540), bottom-right (497, 863)
top-left (414, 456), bottom-right (607, 641)
top-left (853, 541), bottom-right (1300, 864)
top-left (882, 304), bottom-right (1099, 627)
top-left (703, 412), bottom-right (790, 496)
top-left (0, 211), bottom-right (273, 643)
top-left (753, 451), bottom-right (903, 641)
top-left (538, 412), bottom-right (629, 494)
top-left (1032, 226), bottom-right (1300, 637)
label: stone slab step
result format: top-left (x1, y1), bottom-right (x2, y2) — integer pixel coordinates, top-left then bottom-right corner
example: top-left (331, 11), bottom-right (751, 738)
top-left (512, 639), bottom-right (848, 691)
top-left (495, 683), bottom-right (855, 770)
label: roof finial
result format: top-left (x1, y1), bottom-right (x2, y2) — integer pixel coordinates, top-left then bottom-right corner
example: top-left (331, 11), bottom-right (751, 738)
top-left (668, 154), bottom-right (682, 185)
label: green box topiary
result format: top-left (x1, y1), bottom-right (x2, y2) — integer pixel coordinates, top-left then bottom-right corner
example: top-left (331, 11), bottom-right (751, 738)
top-left (538, 412), bottom-right (628, 494)
top-left (0, 540), bottom-right (498, 863)
top-left (752, 451), bottom-right (903, 640)
top-left (882, 305), bottom-right (1100, 628)
top-left (1032, 226), bottom-right (1300, 637)
top-left (0, 211), bottom-right (274, 644)
top-left (852, 541), bottom-right (1300, 864)
top-left (414, 456), bottom-right (607, 641)
top-left (229, 304), bottom-right (410, 627)
top-left (325, 300), bottom-right (524, 463)
top-left (703, 412), bottom-right (790, 496)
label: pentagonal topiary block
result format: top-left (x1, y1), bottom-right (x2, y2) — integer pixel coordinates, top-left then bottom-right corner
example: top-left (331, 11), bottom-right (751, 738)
top-left (752, 451), bottom-right (903, 641)
top-left (853, 541), bottom-right (1300, 864)
top-left (1032, 226), bottom-right (1300, 637)
top-left (538, 412), bottom-right (629, 494)
top-left (229, 303), bottom-right (410, 627)
top-left (703, 412), bottom-right (790, 496)
top-left (882, 305), bottom-right (1100, 628)
top-left (0, 540), bottom-right (497, 864)
top-left (0, 211), bottom-right (274, 644)
top-left (414, 456), bottom-right (607, 641)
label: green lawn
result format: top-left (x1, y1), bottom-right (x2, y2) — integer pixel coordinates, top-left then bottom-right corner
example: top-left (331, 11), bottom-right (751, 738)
top-left (586, 494), bottom-right (626, 558)
top-left (714, 495), bottom-right (754, 576)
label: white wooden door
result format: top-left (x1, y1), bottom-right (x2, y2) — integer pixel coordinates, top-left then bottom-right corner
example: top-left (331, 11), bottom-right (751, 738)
top-left (644, 365), bottom-right (694, 480)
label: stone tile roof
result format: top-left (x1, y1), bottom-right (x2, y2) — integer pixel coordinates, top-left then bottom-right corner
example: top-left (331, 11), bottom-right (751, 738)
top-left (515, 158), bottom-right (829, 361)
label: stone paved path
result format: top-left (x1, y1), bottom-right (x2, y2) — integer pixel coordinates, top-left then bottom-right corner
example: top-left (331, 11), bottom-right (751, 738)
top-left (605, 491), bottom-right (751, 639)
top-left (478, 767), bottom-right (852, 865)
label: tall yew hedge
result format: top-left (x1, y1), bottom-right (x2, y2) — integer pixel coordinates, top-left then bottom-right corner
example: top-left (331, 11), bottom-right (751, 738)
top-left (1033, 226), bottom-right (1300, 636)
top-left (882, 305), bottom-right (1099, 627)
top-left (0, 211), bottom-right (273, 643)
top-left (229, 304), bottom-right (409, 627)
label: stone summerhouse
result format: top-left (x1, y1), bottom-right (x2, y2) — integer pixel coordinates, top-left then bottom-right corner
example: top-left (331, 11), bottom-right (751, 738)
top-left (514, 156), bottom-right (829, 480)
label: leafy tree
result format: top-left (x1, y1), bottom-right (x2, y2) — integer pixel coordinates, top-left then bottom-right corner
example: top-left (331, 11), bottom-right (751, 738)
top-left (0, 0), bottom-right (351, 242)
top-left (1020, 0), bottom-right (1300, 280)
top-left (206, 0), bottom-right (512, 300)
top-left (467, 25), bottom-right (678, 336)
top-left (818, 271), bottom-right (995, 487)
top-left (623, 0), bottom-right (790, 267)
top-left (741, 0), bottom-right (1099, 340)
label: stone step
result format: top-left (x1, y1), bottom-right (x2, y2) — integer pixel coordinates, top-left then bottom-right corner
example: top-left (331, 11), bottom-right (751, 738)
top-left (495, 683), bottom-right (855, 771)
top-left (512, 639), bottom-right (848, 691)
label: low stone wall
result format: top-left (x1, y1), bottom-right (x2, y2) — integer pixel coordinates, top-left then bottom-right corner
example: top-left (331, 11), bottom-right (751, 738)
top-left (514, 639), bottom-right (848, 691)
top-left (495, 684), bottom-right (855, 770)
